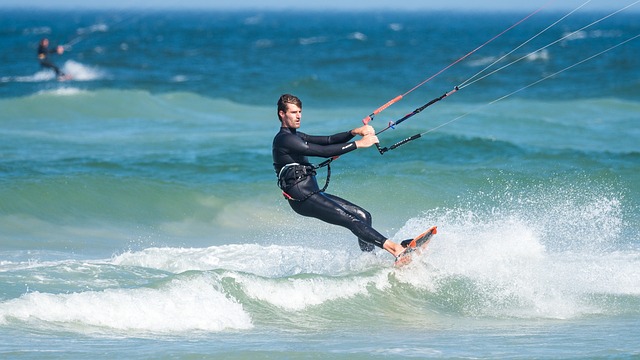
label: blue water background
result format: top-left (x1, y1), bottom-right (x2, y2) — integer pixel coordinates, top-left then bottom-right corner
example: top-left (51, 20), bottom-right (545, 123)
top-left (1, 6), bottom-right (639, 359)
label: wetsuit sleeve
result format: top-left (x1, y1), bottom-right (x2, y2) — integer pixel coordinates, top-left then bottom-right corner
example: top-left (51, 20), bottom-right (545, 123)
top-left (299, 131), bottom-right (355, 146)
top-left (289, 131), bottom-right (357, 158)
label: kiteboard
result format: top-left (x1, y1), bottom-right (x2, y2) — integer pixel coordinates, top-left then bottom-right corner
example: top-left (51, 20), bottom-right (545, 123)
top-left (394, 226), bottom-right (437, 267)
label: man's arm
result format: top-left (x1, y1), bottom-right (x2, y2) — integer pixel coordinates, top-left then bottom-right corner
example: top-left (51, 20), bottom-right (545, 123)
top-left (290, 132), bottom-right (358, 158)
top-left (301, 124), bottom-right (375, 145)
top-left (296, 128), bottom-right (378, 157)
top-left (300, 131), bottom-right (354, 146)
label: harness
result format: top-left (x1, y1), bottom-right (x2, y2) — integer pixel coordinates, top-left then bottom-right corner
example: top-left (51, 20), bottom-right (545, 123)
top-left (277, 160), bottom-right (332, 202)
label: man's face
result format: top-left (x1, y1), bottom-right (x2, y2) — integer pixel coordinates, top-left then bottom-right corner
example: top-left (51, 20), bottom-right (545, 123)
top-left (279, 103), bottom-right (301, 129)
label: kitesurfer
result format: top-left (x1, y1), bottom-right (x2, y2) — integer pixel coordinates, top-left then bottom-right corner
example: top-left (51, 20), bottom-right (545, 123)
top-left (37, 38), bottom-right (66, 78)
top-left (272, 94), bottom-right (408, 258)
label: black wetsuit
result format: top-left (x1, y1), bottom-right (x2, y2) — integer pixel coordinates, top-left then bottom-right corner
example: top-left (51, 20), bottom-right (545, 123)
top-left (272, 127), bottom-right (387, 252)
top-left (37, 44), bottom-right (63, 76)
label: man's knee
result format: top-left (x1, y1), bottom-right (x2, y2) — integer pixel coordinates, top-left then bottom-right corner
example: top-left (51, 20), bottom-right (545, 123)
top-left (352, 207), bottom-right (372, 225)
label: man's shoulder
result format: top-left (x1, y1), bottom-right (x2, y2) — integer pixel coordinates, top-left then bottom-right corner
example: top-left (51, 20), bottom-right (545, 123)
top-left (273, 129), bottom-right (308, 150)
top-left (274, 129), bottom-right (306, 140)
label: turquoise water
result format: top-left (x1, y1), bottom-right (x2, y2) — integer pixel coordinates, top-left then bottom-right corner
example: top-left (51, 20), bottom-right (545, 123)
top-left (1, 7), bottom-right (639, 359)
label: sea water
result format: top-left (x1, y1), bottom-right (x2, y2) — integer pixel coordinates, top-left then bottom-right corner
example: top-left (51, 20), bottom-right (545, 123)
top-left (1, 6), bottom-right (639, 359)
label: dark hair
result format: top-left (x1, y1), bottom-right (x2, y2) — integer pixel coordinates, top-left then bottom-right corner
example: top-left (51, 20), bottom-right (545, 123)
top-left (277, 94), bottom-right (302, 120)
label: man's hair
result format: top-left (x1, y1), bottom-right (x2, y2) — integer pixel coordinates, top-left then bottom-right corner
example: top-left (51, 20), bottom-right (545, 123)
top-left (277, 94), bottom-right (302, 121)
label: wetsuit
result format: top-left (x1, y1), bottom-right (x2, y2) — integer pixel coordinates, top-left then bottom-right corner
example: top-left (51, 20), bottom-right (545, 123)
top-left (37, 44), bottom-right (63, 76)
top-left (272, 127), bottom-right (387, 252)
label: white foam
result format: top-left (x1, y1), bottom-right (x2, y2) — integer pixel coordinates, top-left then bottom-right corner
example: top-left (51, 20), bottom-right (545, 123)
top-left (299, 36), bottom-right (328, 45)
top-left (466, 55), bottom-right (499, 67)
top-left (525, 49), bottom-right (550, 61)
top-left (0, 275), bottom-right (252, 333)
top-left (388, 23), bottom-right (403, 31)
top-left (61, 60), bottom-right (106, 81)
top-left (1, 60), bottom-right (105, 84)
top-left (391, 187), bottom-right (639, 319)
top-left (235, 271), bottom-right (391, 311)
top-left (170, 75), bottom-right (188, 82)
top-left (112, 243), bottom-right (382, 277)
top-left (348, 32), bottom-right (367, 41)
top-left (0, 71), bottom-right (55, 83)
top-left (36, 87), bottom-right (85, 96)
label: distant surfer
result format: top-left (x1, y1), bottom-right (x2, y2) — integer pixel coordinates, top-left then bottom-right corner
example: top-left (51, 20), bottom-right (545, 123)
top-left (272, 94), bottom-right (410, 260)
top-left (37, 38), bottom-right (67, 80)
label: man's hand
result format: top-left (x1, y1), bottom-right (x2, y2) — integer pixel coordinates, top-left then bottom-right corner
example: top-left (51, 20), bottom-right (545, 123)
top-left (355, 134), bottom-right (379, 149)
top-left (351, 125), bottom-right (375, 137)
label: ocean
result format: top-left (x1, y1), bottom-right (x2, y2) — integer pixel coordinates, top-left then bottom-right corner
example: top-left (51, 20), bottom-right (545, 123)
top-left (1, 5), bottom-right (639, 359)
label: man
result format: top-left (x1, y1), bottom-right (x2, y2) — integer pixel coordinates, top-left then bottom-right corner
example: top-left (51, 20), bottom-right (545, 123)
top-left (272, 94), bottom-right (408, 259)
top-left (37, 38), bottom-right (66, 78)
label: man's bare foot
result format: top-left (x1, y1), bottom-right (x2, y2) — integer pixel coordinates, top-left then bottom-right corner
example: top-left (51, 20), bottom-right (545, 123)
top-left (382, 239), bottom-right (406, 258)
